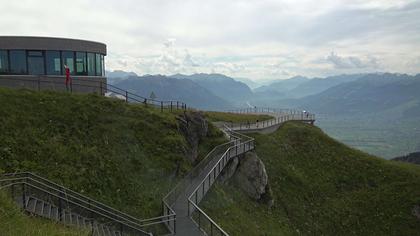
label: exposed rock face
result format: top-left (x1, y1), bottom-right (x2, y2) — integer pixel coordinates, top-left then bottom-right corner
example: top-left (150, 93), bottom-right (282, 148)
top-left (234, 152), bottom-right (269, 200)
top-left (178, 111), bottom-right (208, 163)
top-left (221, 151), bottom-right (274, 206)
top-left (219, 156), bottom-right (239, 183)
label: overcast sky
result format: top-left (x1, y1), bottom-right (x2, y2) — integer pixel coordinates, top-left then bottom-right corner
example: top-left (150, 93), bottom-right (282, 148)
top-left (1, 0), bottom-right (420, 80)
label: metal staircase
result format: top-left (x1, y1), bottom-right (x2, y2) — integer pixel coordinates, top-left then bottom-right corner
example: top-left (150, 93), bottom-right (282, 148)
top-left (0, 172), bottom-right (152, 236)
top-left (24, 195), bottom-right (123, 236)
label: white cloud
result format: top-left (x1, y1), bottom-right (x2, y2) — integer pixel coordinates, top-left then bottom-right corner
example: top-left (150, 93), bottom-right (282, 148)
top-left (0, 0), bottom-right (419, 79)
top-left (326, 52), bottom-right (380, 70)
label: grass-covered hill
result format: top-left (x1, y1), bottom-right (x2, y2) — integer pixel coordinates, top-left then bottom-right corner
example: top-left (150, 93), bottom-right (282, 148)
top-left (0, 87), bottom-right (227, 220)
top-left (0, 88), bottom-right (277, 234)
top-left (201, 122), bottom-right (420, 235)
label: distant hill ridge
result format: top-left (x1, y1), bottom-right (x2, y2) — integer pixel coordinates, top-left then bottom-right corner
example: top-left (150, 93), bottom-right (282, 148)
top-left (170, 73), bottom-right (253, 106)
top-left (112, 74), bottom-right (233, 110)
top-left (393, 152), bottom-right (420, 165)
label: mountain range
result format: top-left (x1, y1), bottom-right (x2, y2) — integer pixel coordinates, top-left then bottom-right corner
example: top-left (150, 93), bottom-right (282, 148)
top-left (270, 73), bottom-right (420, 118)
top-left (106, 70), bottom-right (420, 158)
top-left (112, 75), bottom-right (232, 110)
top-left (170, 73), bottom-right (253, 106)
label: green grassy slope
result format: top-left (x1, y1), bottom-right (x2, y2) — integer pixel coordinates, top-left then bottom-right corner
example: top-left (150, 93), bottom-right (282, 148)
top-left (201, 122), bottom-right (420, 235)
top-left (0, 191), bottom-right (87, 236)
top-left (0, 88), bottom-right (223, 220)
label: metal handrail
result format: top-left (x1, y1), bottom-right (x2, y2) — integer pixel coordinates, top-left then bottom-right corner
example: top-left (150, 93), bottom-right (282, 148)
top-left (186, 125), bottom-right (255, 236)
top-left (0, 76), bottom-right (187, 111)
top-left (226, 108), bottom-right (315, 131)
top-left (1, 173), bottom-right (177, 233)
top-left (160, 140), bottom-right (235, 234)
top-left (189, 201), bottom-right (229, 235)
top-left (0, 175), bottom-right (152, 236)
top-left (2, 172), bottom-right (157, 226)
top-left (0, 175), bottom-right (151, 229)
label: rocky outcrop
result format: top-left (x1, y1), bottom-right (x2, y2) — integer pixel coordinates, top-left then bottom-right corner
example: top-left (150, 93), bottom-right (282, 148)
top-left (219, 156), bottom-right (239, 183)
top-left (221, 151), bottom-right (274, 207)
top-left (178, 111), bottom-right (209, 163)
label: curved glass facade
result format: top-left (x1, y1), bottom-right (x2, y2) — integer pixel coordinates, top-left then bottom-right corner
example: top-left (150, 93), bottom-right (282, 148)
top-left (0, 49), bottom-right (105, 76)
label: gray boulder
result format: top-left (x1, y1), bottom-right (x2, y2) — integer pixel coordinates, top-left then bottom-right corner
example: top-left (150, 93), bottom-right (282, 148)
top-left (234, 152), bottom-right (269, 200)
top-left (221, 151), bottom-right (274, 206)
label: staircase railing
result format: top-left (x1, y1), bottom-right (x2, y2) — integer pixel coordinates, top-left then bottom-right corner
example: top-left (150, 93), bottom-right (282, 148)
top-left (0, 172), bottom-right (152, 235)
top-left (187, 126), bottom-right (255, 236)
top-left (161, 139), bottom-right (236, 232)
top-left (0, 76), bottom-right (187, 112)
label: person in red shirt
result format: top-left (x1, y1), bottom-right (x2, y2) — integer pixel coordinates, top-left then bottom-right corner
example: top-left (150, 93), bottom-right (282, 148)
top-left (64, 64), bottom-right (71, 91)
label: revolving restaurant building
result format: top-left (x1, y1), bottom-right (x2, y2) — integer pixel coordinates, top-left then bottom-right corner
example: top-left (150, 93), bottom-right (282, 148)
top-left (0, 36), bottom-right (107, 93)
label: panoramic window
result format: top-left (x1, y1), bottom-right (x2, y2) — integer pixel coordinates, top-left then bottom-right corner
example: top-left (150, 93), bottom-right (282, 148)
top-left (95, 53), bottom-right (102, 76)
top-left (45, 51), bottom-right (61, 75)
top-left (9, 50), bottom-right (27, 74)
top-left (76, 52), bottom-right (87, 75)
top-left (27, 50), bottom-right (45, 75)
top-left (87, 52), bottom-right (95, 76)
top-left (0, 50), bottom-right (8, 74)
top-left (61, 51), bottom-right (75, 75)
top-left (101, 55), bottom-right (105, 76)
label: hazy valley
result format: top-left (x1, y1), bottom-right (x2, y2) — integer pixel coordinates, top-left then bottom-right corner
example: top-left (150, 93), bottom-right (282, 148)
top-left (107, 71), bottom-right (420, 159)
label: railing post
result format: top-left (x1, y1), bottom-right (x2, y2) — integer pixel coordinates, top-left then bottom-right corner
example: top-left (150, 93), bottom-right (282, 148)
top-left (174, 216), bottom-right (177, 233)
top-left (170, 101), bottom-right (173, 112)
top-left (198, 211), bottom-right (201, 228)
top-left (100, 81), bottom-right (103, 95)
top-left (21, 182), bottom-right (26, 208)
top-left (214, 167), bottom-right (216, 180)
top-left (161, 101), bottom-right (163, 112)
top-left (195, 191), bottom-right (198, 205)
top-left (58, 197), bottom-right (63, 222)
top-left (11, 184), bottom-right (15, 200)
top-left (38, 78), bottom-right (41, 92)
top-left (177, 101), bottom-right (179, 109)
top-left (209, 173), bottom-right (211, 186)
top-left (125, 91), bottom-right (128, 103)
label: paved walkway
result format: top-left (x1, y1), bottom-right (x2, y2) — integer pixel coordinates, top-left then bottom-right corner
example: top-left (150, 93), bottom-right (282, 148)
top-left (171, 138), bottom-right (248, 235)
top-left (227, 112), bottom-right (315, 134)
